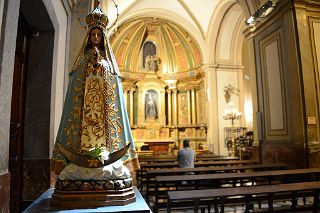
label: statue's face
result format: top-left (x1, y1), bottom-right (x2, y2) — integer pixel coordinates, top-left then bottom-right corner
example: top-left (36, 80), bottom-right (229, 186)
top-left (90, 28), bottom-right (102, 47)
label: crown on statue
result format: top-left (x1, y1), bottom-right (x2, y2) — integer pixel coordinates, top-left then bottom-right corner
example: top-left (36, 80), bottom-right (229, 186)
top-left (86, 3), bottom-right (109, 30)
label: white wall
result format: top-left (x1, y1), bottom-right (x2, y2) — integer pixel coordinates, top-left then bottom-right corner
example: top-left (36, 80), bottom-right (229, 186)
top-left (0, 0), bottom-right (5, 40)
top-left (42, 0), bottom-right (69, 154)
top-left (0, 0), bottom-right (21, 173)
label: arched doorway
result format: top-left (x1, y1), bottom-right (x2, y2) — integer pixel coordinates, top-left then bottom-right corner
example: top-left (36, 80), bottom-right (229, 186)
top-left (10, 0), bottom-right (54, 210)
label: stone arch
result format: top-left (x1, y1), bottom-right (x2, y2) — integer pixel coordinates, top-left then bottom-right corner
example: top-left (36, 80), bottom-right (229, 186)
top-left (215, 3), bottom-right (245, 65)
top-left (206, 0), bottom-right (236, 62)
top-left (237, 0), bottom-right (259, 19)
top-left (205, 0), bottom-right (253, 156)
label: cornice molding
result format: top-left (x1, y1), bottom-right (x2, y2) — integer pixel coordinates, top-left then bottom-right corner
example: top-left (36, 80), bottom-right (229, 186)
top-left (295, 0), bottom-right (320, 7)
top-left (244, 0), bottom-right (320, 38)
top-left (294, 0), bottom-right (320, 13)
top-left (243, 1), bottom-right (291, 38)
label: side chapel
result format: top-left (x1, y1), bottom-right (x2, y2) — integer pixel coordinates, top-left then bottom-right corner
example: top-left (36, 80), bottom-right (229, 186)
top-left (115, 18), bottom-right (207, 155)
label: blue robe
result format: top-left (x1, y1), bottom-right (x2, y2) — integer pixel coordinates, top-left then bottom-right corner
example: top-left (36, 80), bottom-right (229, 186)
top-left (50, 30), bottom-right (139, 175)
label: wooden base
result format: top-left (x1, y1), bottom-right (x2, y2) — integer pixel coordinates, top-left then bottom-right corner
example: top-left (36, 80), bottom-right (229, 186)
top-left (50, 187), bottom-right (136, 208)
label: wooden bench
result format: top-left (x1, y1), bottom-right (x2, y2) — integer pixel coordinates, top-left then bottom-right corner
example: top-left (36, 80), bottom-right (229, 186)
top-left (145, 163), bottom-right (287, 202)
top-left (138, 155), bottom-right (176, 163)
top-left (152, 168), bottom-right (320, 212)
top-left (137, 159), bottom-right (259, 189)
top-left (167, 181), bottom-right (320, 213)
top-left (138, 155), bottom-right (239, 163)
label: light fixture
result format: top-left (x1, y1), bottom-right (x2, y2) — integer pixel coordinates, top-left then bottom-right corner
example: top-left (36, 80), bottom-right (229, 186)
top-left (223, 106), bottom-right (242, 157)
top-left (245, 0), bottom-right (276, 26)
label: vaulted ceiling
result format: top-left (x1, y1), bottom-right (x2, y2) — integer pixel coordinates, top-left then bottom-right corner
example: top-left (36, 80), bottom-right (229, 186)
top-left (70, 0), bottom-right (255, 74)
top-left (68, 0), bottom-right (260, 37)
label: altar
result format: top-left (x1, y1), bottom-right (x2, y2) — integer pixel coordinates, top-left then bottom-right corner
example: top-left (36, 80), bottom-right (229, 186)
top-left (142, 139), bottom-right (175, 155)
top-left (23, 186), bottom-right (151, 213)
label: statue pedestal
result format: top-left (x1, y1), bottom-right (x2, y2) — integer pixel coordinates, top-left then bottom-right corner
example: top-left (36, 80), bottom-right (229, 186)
top-left (23, 186), bottom-right (151, 213)
top-left (51, 187), bottom-right (135, 208)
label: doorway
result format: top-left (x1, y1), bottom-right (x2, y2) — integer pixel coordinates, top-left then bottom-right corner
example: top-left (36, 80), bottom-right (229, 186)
top-left (9, 0), bottom-right (55, 211)
top-left (9, 15), bottom-right (30, 213)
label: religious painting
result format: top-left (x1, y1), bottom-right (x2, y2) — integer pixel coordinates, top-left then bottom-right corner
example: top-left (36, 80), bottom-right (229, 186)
top-left (197, 88), bottom-right (206, 124)
top-left (159, 128), bottom-right (169, 138)
top-left (132, 128), bottom-right (145, 140)
top-left (145, 89), bottom-right (158, 120)
top-left (185, 128), bottom-right (195, 137)
top-left (178, 92), bottom-right (189, 124)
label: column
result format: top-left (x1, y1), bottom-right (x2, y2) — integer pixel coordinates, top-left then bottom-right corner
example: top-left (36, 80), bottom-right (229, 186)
top-left (160, 90), bottom-right (166, 124)
top-left (187, 89), bottom-right (191, 124)
top-left (172, 90), bottom-right (178, 125)
top-left (191, 88), bottom-right (196, 124)
top-left (167, 90), bottom-right (172, 126)
top-left (123, 90), bottom-right (128, 110)
top-left (129, 89), bottom-right (134, 126)
top-left (203, 63), bottom-right (219, 154)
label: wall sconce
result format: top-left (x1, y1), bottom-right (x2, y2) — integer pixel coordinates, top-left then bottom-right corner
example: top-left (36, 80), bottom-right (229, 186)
top-left (245, 0), bottom-right (276, 26)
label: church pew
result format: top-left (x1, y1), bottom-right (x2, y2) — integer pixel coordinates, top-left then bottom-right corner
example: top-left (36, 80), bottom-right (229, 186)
top-left (167, 181), bottom-right (320, 213)
top-left (138, 155), bottom-right (176, 163)
top-left (144, 163), bottom-right (287, 202)
top-left (137, 159), bottom-right (259, 190)
top-left (152, 168), bottom-right (320, 213)
top-left (196, 155), bottom-right (239, 161)
top-left (138, 155), bottom-right (239, 163)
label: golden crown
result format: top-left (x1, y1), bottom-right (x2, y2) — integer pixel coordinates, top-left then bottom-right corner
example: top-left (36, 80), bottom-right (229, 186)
top-left (86, 5), bottom-right (109, 30)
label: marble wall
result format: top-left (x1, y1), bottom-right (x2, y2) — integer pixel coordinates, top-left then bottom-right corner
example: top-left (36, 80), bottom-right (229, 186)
top-left (0, 0), bottom-right (20, 173)
top-left (295, 1), bottom-right (320, 149)
top-left (0, 0), bottom-right (21, 210)
top-left (252, 1), bottom-right (306, 166)
top-left (242, 0), bottom-right (320, 167)
top-left (23, 159), bottom-right (50, 200)
top-left (0, 172), bottom-right (10, 213)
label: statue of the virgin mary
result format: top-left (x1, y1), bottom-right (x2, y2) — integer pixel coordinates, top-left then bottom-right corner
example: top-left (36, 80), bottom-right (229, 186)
top-left (50, 1), bottom-right (139, 207)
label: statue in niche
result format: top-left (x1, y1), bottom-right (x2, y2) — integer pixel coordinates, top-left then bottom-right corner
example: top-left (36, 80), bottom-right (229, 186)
top-left (145, 90), bottom-right (158, 120)
top-left (145, 55), bottom-right (151, 70)
top-left (145, 54), bottom-right (161, 72)
top-left (142, 41), bottom-right (161, 72)
top-left (149, 55), bottom-right (160, 72)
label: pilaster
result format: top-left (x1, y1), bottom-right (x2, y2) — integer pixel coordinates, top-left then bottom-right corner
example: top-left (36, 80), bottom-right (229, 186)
top-left (129, 89), bottom-right (134, 126)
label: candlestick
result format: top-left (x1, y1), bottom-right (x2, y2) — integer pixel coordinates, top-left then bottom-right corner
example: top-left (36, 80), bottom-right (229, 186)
top-left (223, 107), bottom-right (242, 157)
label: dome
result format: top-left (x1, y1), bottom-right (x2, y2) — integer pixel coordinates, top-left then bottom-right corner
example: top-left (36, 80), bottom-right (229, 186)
top-left (110, 17), bottom-right (202, 75)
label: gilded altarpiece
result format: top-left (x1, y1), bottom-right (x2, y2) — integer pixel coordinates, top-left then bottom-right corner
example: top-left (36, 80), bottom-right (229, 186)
top-left (178, 92), bottom-right (190, 124)
top-left (136, 78), bottom-right (166, 125)
top-left (131, 78), bottom-right (175, 154)
top-left (126, 77), bottom-right (208, 154)
top-left (197, 87), bottom-right (206, 124)
top-left (110, 17), bottom-right (208, 155)
top-left (175, 88), bottom-right (207, 151)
